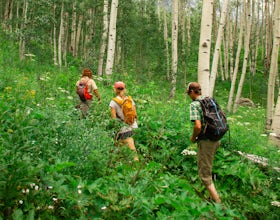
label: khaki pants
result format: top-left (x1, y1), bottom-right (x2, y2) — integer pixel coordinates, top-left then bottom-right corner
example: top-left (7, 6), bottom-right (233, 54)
top-left (197, 139), bottom-right (220, 186)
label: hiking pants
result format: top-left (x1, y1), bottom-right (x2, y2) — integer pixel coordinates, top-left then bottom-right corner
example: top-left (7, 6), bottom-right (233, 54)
top-left (197, 139), bottom-right (220, 186)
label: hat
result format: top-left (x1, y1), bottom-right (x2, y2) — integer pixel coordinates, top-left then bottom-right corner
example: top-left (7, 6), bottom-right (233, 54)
top-left (187, 82), bottom-right (201, 94)
top-left (114, 81), bottom-right (125, 89)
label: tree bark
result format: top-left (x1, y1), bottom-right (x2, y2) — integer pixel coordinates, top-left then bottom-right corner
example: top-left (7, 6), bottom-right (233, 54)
top-left (198, 0), bottom-right (214, 96)
top-left (266, 0), bottom-right (280, 130)
top-left (75, 13), bottom-right (83, 57)
top-left (227, 0), bottom-right (246, 112)
top-left (105, 0), bottom-right (118, 76)
top-left (58, 2), bottom-right (65, 69)
top-left (209, 0), bottom-right (229, 97)
top-left (53, 3), bottom-right (57, 66)
top-left (233, 0), bottom-right (252, 113)
top-left (19, 0), bottom-right (28, 61)
top-left (169, 0), bottom-right (178, 99)
top-left (98, 0), bottom-right (109, 76)
top-left (163, 0), bottom-right (170, 80)
top-left (70, 1), bottom-right (77, 56)
top-left (3, 0), bottom-right (13, 31)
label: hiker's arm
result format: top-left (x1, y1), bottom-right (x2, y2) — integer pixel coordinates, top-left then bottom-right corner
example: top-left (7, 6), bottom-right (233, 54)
top-left (110, 107), bottom-right (117, 119)
top-left (93, 89), bottom-right (101, 102)
top-left (190, 120), bottom-right (202, 143)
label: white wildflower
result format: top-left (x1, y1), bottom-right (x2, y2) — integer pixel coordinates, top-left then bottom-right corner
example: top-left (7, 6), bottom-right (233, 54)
top-left (181, 149), bottom-right (197, 156)
top-left (25, 189), bottom-right (30, 194)
top-left (271, 201), bottom-right (280, 207)
top-left (53, 198), bottom-right (58, 201)
top-left (48, 205), bottom-right (54, 210)
top-left (47, 186), bottom-right (53, 190)
top-left (77, 185), bottom-right (82, 189)
top-left (46, 97), bottom-right (55, 101)
top-left (78, 189), bottom-right (82, 194)
top-left (22, 189), bottom-right (26, 194)
top-left (101, 206), bottom-right (107, 210)
top-left (34, 185), bottom-right (39, 190)
top-left (30, 183), bottom-right (35, 188)
top-left (19, 200), bottom-right (23, 204)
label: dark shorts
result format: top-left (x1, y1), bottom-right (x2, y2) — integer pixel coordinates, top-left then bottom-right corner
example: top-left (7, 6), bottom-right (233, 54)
top-left (116, 127), bottom-right (134, 140)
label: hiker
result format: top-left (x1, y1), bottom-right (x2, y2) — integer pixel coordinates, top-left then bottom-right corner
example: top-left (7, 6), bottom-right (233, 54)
top-left (187, 82), bottom-right (221, 204)
top-left (75, 68), bottom-right (101, 118)
top-left (109, 81), bottom-right (139, 161)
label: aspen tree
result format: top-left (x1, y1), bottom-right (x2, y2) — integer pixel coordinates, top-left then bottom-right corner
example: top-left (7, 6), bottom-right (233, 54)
top-left (58, 2), bottom-right (65, 69)
top-left (53, 4), bottom-right (57, 66)
top-left (209, 0), bottom-right (229, 97)
top-left (264, 0), bottom-right (273, 75)
top-left (63, 12), bottom-right (69, 67)
top-left (266, 0), bottom-right (280, 130)
top-left (75, 10), bottom-right (83, 57)
top-left (227, 0), bottom-right (245, 112)
top-left (163, 0), bottom-right (170, 80)
top-left (233, 0), bottom-right (252, 113)
top-left (3, 0), bottom-right (13, 31)
top-left (70, 1), bottom-right (77, 56)
top-left (98, 0), bottom-right (109, 76)
top-left (198, 0), bottom-right (214, 96)
top-left (169, 0), bottom-right (178, 98)
top-left (84, 9), bottom-right (93, 61)
top-left (181, 0), bottom-right (187, 90)
top-left (19, 0), bottom-right (28, 61)
top-left (105, 0), bottom-right (118, 76)
top-left (186, 0), bottom-right (191, 55)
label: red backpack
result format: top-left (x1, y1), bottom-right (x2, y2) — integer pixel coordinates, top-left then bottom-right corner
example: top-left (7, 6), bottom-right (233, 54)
top-left (77, 80), bottom-right (92, 102)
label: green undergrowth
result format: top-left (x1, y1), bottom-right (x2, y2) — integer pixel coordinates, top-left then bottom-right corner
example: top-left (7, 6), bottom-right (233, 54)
top-left (0, 40), bottom-right (279, 219)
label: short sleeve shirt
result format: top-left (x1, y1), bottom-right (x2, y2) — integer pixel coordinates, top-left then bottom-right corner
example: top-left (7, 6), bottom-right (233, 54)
top-left (190, 96), bottom-right (204, 122)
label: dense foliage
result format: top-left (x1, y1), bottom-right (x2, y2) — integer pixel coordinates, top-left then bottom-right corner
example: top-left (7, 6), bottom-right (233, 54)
top-left (0, 33), bottom-right (279, 219)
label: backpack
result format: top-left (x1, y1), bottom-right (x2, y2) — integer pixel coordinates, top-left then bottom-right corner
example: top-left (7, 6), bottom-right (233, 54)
top-left (113, 96), bottom-right (137, 125)
top-left (198, 97), bottom-right (229, 141)
top-left (77, 80), bottom-right (92, 102)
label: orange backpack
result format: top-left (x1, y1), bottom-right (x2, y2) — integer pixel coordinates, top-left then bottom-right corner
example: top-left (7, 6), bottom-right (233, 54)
top-left (77, 80), bottom-right (92, 102)
top-left (113, 96), bottom-right (137, 125)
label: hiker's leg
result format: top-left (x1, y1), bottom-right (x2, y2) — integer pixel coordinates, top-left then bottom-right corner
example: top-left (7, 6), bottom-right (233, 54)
top-left (197, 140), bottom-right (220, 202)
top-left (206, 183), bottom-right (221, 203)
top-left (122, 137), bottom-right (139, 161)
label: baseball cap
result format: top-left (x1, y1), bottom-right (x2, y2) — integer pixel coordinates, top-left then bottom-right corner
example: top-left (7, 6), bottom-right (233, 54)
top-left (187, 82), bottom-right (201, 94)
top-left (114, 81), bottom-right (125, 89)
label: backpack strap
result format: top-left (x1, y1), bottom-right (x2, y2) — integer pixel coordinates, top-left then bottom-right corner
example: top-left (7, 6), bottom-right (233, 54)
top-left (112, 97), bottom-right (124, 106)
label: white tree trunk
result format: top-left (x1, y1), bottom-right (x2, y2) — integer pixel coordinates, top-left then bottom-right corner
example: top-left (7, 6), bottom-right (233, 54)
top-left (227, 0), bottom-right (246, 112)
top-left (169, 0), bottom-right (178, 98)
top-left (163, 0), bottom-right (170, 80)
top-left (267, 0), bottom-right (280, 130)
top-left (98, 0), bottom-right (109, 76)
top-left (53, 4), bottom-right (57, 66)
top-left (198, 0), bottom-right (213, 96)
top-left (70, 1), bottom-right (77, 56)
top-left (233, 0), bottom-right (252, 113)
top-left (83, 9), bottom-right (92, 60)
top-left (105, 0), bottom-right (118, 76)
top-left (75, 13), bottom-right (83, 57)
top-left (19, 0), bottom-right (28, 61)
top-left (209, 0), bottom-right (229, 97)
top-left (58, 3), bottom-right (64, 69)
